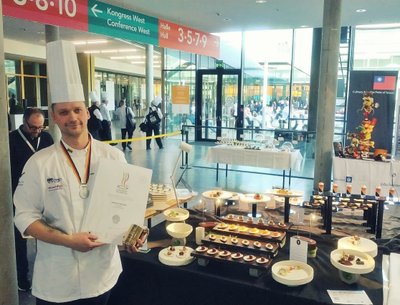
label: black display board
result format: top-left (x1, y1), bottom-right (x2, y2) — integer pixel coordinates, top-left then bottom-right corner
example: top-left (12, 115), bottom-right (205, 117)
top-left (346, 71), bottom-right (398, 152)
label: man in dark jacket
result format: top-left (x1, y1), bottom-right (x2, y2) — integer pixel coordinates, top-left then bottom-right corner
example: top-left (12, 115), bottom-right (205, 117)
top-left (9, 107), bottom-right (54, 291)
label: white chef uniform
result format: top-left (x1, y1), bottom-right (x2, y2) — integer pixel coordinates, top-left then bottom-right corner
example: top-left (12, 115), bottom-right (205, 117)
top-left (14, 139), bottom-right (126, 302)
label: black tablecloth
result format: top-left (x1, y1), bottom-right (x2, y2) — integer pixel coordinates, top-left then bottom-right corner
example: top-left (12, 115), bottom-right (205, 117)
top-left (109, 214), bottom-right (383, 305)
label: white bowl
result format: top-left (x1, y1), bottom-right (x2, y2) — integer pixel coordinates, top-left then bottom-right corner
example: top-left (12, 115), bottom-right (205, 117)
top-left (166, 223), bottom-right (193, 239)
top-left (163, 208), bottom-right (189, 222)
top-left (337, 236), bottom-right (378, 258)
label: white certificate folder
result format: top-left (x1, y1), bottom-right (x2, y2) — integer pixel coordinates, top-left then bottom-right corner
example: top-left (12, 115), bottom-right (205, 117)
top-left (81, 158), bottom-right (152, 244)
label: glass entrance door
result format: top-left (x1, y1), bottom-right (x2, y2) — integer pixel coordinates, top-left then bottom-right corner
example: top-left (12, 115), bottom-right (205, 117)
top-left (195, 69), bottom-right (241, 141)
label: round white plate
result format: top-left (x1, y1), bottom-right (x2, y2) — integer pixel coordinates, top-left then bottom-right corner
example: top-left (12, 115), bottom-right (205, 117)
top-left (163, 208), bottom-right (189, 222)
top-left (266, 190), bottom-right (303, 198)
top-left (202, 190), bottom-right (233, 200)
top-left (158, 246), bottom-right (195, 266)
top-left (239, 193), bottom-right (271, 203)
top-left (272, 260), bottom-right (314, 286)
top-left (337, 236), bottom-right (378, 258)
top-left (330, 248), bottom-right (375, 274)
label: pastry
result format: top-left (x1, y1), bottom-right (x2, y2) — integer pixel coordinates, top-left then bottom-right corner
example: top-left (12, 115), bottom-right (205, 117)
top-left (265, 243), bottom-right (274, 250)
top-left (254, 193), bottom-right (262, 200)
top-left (271, 231), bottom-right (281, 238)
top-left (218, 250), bottom-right (231, 257)
top-left (243, 254), bottom-right (256, 262)
top-left (242, 239), bottom-right (250, 246)
top-left (238, 226), bottom-right (248, 232)
top-left (247, 217), bottom-right (254, 224)
top-left (256, 257), bottom-right (269, 265)
top-left (231, 252), bottom-right (243, 260)
top-left (196, 246), bottom-right (208, 253)
top-left (216, 223), bottom-right (228, 229)
top-left (258, 218), bottom-right (264, 224)
top-left (228, 224), bottom-right (238, 231)
top-left (231, 237), bottom-right (238, 244)
top-left (249, 228), bottom-right (259, 234)
top-left (220, 236), bottom-right (228, 243)
top-left (253, 241), bottom-right (262, 248)
top-left (208, 234), bottom-right (216, 240)
top-left (206, 248), bottom-right (218, 255)
top-left (259, 229), bottom-right (271, 236)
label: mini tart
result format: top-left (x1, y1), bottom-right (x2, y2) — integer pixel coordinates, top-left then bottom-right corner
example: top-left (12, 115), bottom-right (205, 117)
top-left (253, 241), bottom-right (262, 248)
top-left (218, 250), bottom-right (231, 257)
top-left (238, 226), bottom-right (249, 232)
top-left (243, 254), bottom-right (256, 262)
top-left (247, 217), bottom-right (254, 224)
top-left (265, 243), bottom-right (274, 250)
top-left (206, 248), bottom-right (219, 255)
top-left (216, 223), bottom-right (228, 229)
top-left (256, 257), bottom-right (269, 265)
top-left (208, 234), bottom-right (217, 240)
top-left (238, 215), bottom-right (244, 221)
top-left (169, 246), bottom-right (176, 251)
top-left (231, 252), bottom-right (244, 260)
top-left (271, 231), bottom-right (281, 238)
top-left (227, 214), bottom-right (234, 219)
top-left (259, 229), bottom-right (271, 236)
top-left (268, 220), bottom-right (275, 225)
top-left (231, 237), bottom-right (239, 244)
top-left (228, 224), bottom-right (238, 231)
top-left (249, 228), bottom-right (259, 234)
top-left (258, 218), bottom-right (264, 224)
top-left (220, 236), bottom-right (228, 243)
top-left (196, 246), bottom-right (208, 253)
top-left (242, 239), bottom-right (250, 246)
top-left (277, 222), bottom-right (286, 228)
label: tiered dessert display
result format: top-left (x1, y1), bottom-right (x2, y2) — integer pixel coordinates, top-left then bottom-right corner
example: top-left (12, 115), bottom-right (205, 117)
top-left (265, 189), bottom-right (303, 223)
top-left (158, 207), bottom-right (195, 266)
top-left (239, 193), bottom-right (270, 217)
top-left (192, 214), bottom-right (290, 277)
top-left (304, 184), bottom-right (385, 238)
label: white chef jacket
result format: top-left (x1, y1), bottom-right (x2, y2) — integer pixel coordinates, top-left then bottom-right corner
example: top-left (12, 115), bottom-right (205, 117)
top-left (14, 139), bottom-right (126, 302)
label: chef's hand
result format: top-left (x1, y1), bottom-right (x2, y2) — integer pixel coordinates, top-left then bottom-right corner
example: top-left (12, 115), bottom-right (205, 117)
top-left (126, 228), bottom-right (149, 254)
top-left (68, 232), bottom-right (105, 252)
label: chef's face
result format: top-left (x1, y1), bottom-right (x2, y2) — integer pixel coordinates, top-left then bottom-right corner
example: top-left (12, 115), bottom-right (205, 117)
top-left (51, 102), bottom-right (89, 137)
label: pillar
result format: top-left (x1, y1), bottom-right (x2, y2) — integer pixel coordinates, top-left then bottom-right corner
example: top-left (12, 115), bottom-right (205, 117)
top-left (0, 1), bottom-right (19, 303)
top-left (313, 0), bottom-right (342, 191)
top-left (146, 44), bottom-right (154, 108)
top-left (308, 28), bottom-right (322, 133)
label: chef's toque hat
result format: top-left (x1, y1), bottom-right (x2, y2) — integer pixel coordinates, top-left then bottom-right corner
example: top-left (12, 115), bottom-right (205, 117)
top-left (89, 91), bottom-right (99, 103)
top-left (46, 40), bottom-right (84, 104)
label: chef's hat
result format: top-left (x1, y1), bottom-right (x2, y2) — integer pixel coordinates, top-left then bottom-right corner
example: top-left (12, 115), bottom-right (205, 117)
top-left (89, 91), bottom-right (99, 103)
top-left (46, 40), bottom-right (84, 104)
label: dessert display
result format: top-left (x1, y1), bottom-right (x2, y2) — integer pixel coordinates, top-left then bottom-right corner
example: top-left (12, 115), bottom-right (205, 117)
top-left (202, 190), bottom-right (233, 200)
top-left (272, 260), bottom-right (314, 286)
top-left (330, 249), bottom-right (375, 284)
top-left (219, 214), bottom-right (291, 231)
top-left (158, 245), bottom-right (195, 266)
top-left (239, 193), bottom-right (270, 203)
top-left (337, 236), bottom-right (378, 258)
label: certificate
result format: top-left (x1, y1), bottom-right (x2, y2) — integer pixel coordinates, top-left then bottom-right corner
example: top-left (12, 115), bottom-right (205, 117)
top-left (81, 158), bottom-right (152, 244)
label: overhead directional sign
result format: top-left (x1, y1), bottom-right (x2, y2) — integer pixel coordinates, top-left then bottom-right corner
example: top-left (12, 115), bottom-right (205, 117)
top-left (88, 0), bottom-right (158, 45)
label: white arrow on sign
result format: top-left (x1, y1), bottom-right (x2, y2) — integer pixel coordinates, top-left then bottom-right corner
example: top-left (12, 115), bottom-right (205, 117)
top-left (91, 4), bottom-right (103, 17)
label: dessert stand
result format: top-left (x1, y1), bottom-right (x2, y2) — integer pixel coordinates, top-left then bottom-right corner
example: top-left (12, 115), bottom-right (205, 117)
top-left (330, 248), bottom-right (375, 284)
top-left (266, 189), bottom-right (303, 223)
top-left (158, 223), bottom-right (195, 266)
top-left (202, 190), bottom-right (233, 214)
top-left (271, 260), bottom-right (314, 286)
top-left (239, 193), bottom-right (270, 217)
top-left (337, 236), bottom-right (378, 258)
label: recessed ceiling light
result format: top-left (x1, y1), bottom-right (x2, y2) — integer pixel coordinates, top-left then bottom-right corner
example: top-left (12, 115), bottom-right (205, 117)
top-left (84, 50), bottom-right (100, 54)
top-left (300, 25), bottom-right (309, 28)
top-left (356, 8), bottom-right (367, 13)
top-left (256, 0), bottom-right (267, 3)
top-left (223, 18), bottom-right (231, 21)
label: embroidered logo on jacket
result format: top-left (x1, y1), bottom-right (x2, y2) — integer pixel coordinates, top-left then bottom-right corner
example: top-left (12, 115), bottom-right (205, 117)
top-left (47, 177), bottom-right (64, 192)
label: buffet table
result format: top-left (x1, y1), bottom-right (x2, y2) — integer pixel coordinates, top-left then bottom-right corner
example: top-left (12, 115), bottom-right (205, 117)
top-left (206, 145), bottom-right (303, 188)
top-left (333, 157), bottom-right (400, 195)
top-left (109, 218), bottom-right (383, 305)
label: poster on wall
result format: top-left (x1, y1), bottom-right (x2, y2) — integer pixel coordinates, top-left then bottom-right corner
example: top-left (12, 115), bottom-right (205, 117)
top-left (346, 71), bottom-right (398, 154)
top-left (171, 85), bottom-right (190, 114)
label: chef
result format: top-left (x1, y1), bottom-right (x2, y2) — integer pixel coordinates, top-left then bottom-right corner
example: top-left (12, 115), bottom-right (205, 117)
top-left (14, 40), bottom-right (144, 305)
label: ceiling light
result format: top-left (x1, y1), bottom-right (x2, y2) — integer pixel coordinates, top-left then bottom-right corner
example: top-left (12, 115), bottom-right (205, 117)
top-left (256, 0), bottom-right (267, 3)
top-left (110, 56), bottom-right (127, 59)
top-left (87, 39), bottom-right (108, 44)
top-left (300, 25), bottom-right (309, 28)
top-left (73, 41), bottom-right (86, 45)
top-left (118, 48), bottom-right (138, 53)
top-left (131, 61), bottom-right (145, 65)
top-left (356, 9), bottom-right (367, 13)
top-left (126, 55), bottom-right (145, 59)
top-left (84, 50), bottom-right (100, 54)
top-left (224, 18), bottom-right (231, 21)
top-left (101, 50), bottom-right (118, 53)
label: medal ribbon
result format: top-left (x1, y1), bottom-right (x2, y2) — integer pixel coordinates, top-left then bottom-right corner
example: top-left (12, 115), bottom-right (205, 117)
top-left (60, 138), bottom-right (92, 187)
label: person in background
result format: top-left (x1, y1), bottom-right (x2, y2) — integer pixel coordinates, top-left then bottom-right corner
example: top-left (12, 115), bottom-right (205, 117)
top-left (145, 97), bottom-right (163, 150)
top-left (87, 91), bottom-right (103, 140)
top-left (114, 99), bottom-right (135, 151)
top-left (99, 93), bottom-right (112, 142)
top-left (9, 107), bottom-right (54, 292)
top-left (14, 40), bottom-right (145, 305)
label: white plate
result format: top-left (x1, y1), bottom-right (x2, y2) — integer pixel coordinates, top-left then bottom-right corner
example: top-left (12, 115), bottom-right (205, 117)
top-left (202, 190), bottom-right (233, 200)
top-left (266, 189), bottom-right (303, 198)
top-left (337, 236), bottom-right (378, 258)
top-left (239, 193), bottom-right (271, 203)
top-left (272, 260), bottom-right (314, 286)
top-left (158, 246), bottom-right (195, 266)
top-left (163, 208), bottom-right (189, 222)
top-left (330, 248), bottom-right (375, 274)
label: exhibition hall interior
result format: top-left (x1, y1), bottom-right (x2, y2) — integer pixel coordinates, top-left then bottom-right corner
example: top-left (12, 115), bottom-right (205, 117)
top-left (2, 0), bottom-right (400, 305)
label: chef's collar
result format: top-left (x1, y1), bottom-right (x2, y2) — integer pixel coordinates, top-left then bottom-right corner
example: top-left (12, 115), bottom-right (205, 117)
top-left (60, 139), bottom-right (90, 153)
